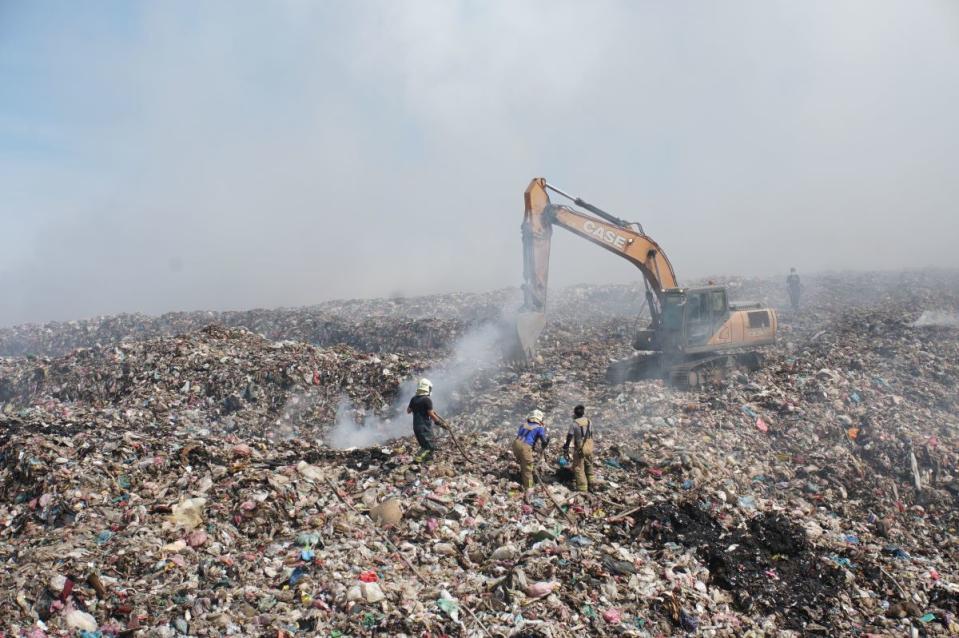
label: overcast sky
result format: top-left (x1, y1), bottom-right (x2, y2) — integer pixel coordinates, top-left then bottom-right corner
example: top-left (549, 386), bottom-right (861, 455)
top-left (1, 1), bottom-right (957, 326)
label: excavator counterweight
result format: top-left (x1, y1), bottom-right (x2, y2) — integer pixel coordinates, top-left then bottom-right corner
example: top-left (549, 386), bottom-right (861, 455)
top-left (512, 177), bottom-right (777, 386)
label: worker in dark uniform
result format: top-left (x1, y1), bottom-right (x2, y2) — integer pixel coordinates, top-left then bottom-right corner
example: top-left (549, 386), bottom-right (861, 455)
top-left (563, 405), bottom-right (595, 492)
top-left (512, 409), bottom-right (548, 491)
top-left (407, 378), bottom-right (447, 463)
top-left (787, 268), bottom-right (802, 311)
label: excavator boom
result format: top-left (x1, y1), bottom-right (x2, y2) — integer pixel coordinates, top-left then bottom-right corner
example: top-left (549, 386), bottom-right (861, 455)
top-left (516, 177), bottom-right (677, 358)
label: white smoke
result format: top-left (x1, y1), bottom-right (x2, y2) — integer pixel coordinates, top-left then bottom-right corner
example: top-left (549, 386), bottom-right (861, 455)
top-left (327, 320), bottom-right (508, 449)
top-left (328, 397), bottom-right (408, 449)
top-left (267, 386), bottom-right (337, 442)
top-left (912, 310), bottom-right (959, 327)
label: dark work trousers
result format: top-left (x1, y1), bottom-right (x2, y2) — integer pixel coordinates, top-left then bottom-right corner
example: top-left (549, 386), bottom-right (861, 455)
top-left (414, 421), bottom-right (436, 451)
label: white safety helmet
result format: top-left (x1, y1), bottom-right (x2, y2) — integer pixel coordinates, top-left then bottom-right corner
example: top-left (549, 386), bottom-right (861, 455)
top-left (528, 409), bottom-right (545, 424)
top-left (416, 378), bottom-right (433, 396)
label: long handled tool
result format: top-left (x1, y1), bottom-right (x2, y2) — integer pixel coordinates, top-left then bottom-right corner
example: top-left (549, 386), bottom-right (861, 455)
top-left (532, 450), bottom-right (577, 528)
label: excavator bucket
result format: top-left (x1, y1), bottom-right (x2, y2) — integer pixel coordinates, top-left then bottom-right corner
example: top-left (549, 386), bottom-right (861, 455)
top-left (511, 311), bottom-right (546, 361)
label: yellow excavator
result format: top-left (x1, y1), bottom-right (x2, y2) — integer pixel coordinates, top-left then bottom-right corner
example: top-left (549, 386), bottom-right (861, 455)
top-left (515, 177), bottom-right (777, 387)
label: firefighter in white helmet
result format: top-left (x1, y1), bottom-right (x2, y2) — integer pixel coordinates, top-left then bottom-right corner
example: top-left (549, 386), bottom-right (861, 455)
top-left (513, 409), bottom-right (549, 490)
top-left (406, 378), bottom-right (448, 463)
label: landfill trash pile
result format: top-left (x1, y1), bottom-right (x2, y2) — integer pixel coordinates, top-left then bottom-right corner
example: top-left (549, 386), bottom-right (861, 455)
top-left (0, 325), bottom-right (417, 442)
top-left (0, 279), bottom-right (732, 360)
top-left (0, 309), bottom-right (467, 360)
top-left (0, 278), bottom-right (778, 359)
top-left (0, 289), bottom-right (537, 360)
top-left (2, 270), bottom-right (959, 637)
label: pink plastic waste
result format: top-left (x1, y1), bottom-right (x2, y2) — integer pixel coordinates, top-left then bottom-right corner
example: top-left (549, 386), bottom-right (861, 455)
top-left (603, 608), bottom-right (622, 624)
top-left (187, 530), bottom-right (208, 547)
top-left (525, 581), bottom-right (558, 598)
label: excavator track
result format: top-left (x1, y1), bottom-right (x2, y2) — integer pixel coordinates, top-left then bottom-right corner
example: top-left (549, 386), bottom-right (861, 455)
top-left (668, 351), bottom-right (764, 389)
top-left (667, 356), bottom-right (732, 389)
top-left (607, 350), bottom-right (764, 387)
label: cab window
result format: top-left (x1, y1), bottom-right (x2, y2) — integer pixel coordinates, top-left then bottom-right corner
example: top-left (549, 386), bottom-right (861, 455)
top-left (662, 295), bottom-right (684, 329)
top-left (710, 290), bottom-right (727, 315)
top-left (686, 294), bottom-right (702, 322)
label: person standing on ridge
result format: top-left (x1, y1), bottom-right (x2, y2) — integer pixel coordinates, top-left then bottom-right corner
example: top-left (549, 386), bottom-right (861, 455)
top-left (563, 404), bottom-right (595, 492)
top-left (407, 378), bottom-right (447, 463)
top-left (513, 409), bottom-right (549, 491)
top-left (787, 268), bottom-right (802, 311)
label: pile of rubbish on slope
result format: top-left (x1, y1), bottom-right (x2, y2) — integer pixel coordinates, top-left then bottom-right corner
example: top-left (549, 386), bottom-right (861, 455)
top-left (0, 310), bottom-right (466, 360)
top-left (0, 325), bottom-right (417, 443)
top-left (1, 270), bottom-right (958, 637)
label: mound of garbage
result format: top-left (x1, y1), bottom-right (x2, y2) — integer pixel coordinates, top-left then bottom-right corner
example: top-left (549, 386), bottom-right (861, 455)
top-left (1, 325), bottom-right (416, 442)
top-left (1, 270), bottom-right (958, 636)
top-left (0, 288), bottom-right (532, 360)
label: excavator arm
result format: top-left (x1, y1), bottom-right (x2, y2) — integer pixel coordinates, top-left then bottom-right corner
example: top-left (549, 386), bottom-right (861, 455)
top-left (516, 177), bottom-right (678, 358)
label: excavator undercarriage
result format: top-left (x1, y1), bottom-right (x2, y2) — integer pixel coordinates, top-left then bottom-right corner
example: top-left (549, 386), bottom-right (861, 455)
top-left (512, 177), bottom-right (777, 387)
top-left (606, 350), bottom-right (766, 389)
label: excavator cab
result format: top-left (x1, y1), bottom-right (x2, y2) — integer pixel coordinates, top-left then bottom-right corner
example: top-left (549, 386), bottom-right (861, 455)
top-left (619, 284), bottom-right (774, 385)
top-left (648, 287), bottom-right (729, 353)
top-left (683, 287), bottom-right (731, 349)
top-left (655, 286), bottom-right (767, 353)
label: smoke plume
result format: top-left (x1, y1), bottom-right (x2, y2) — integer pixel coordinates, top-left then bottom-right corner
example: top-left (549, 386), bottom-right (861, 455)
top-left (912, 311), bottom-right (959, 328)
top-left (327, 320), bottom-right (509, 449)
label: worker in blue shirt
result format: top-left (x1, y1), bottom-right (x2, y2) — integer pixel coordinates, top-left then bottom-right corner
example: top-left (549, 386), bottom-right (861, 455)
top-left (512, 409), bottom-right (549, 490)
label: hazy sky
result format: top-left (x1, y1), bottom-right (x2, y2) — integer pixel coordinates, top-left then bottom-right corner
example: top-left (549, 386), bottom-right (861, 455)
top-left (1, 1), bottom-right (958, 326)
